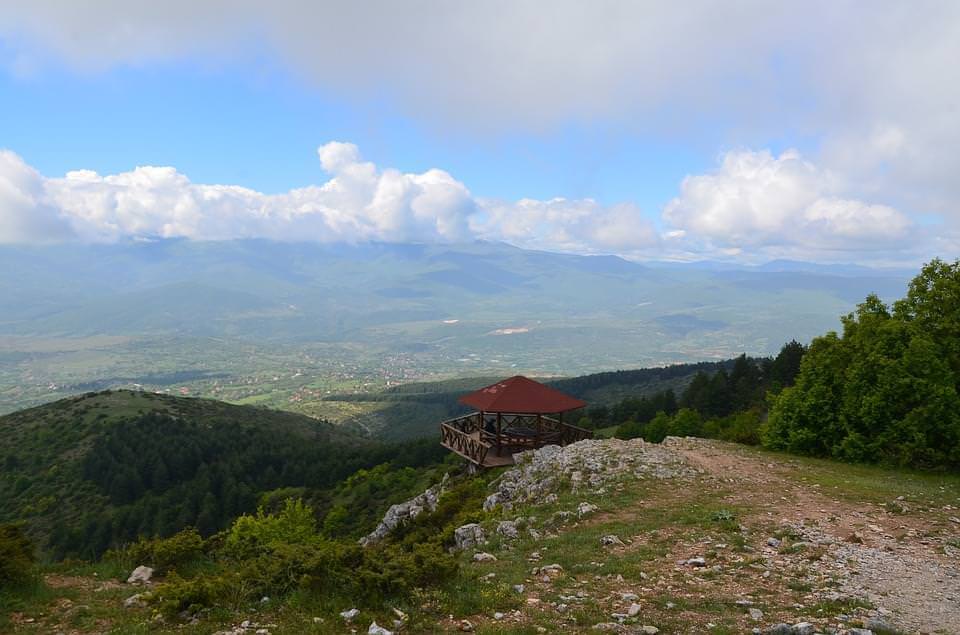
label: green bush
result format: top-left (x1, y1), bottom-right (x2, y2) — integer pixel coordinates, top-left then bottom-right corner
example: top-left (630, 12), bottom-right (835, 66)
top-left (0, 524), bottom-right (35, 587)
top-left (106, 527), bottom-right (204, 573)
top-left (224, 498), bottom-right (318, 559)
top-left (765, 262), bottom-right (960, 470)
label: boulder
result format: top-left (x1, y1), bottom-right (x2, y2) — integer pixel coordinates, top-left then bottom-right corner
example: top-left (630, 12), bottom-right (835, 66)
top-left (473, 552), bottom-right (498, 562)
top-left (600, 534), bottom-right (624, 547)
top-left (340, 608), bottom-right (360, 622)
top-left (126, 566), bottom-right (154, 584)
top-left (497, 520), bottom-right (520, 540)
top-left (454, 523), bottom-right (487, 551)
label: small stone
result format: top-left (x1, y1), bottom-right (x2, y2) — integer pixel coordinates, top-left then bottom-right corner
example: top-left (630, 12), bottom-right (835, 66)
top-left (865, 617), bottom-right (891, 631)
top-left (640, 627), bottom-right (659, 635)
top-left (621, 592), bottom-right (639, 601)
top-left (473, 552), bottom-right (498, 562)
top-left (123, 593), bottom-right (146, 609)
top-left (260, 596), bottom-right (269, 603)
top-left (255, 630), bottom-right (269, 635)
top-left (749, 608), bottom-right (764, 620)
top-left (340, 608), bottom-right (360, 622)
top-left (767, 537), bottom-right (782, 548)
top-left (791, 622), bottom-right (815, 635)
top-left (762, 624), bottom-right (793, 635)
top-left (628, 603), bottom-right (642, 617)
top-left (601, 534), bottom-right (625, 547)
top-left (368, 622), bottom-right (393, 635)
top-left (459, 619), bottom-right (474, 631)
top-left (493, 612), bottom-right (505, 620)
top-left (845, 532), bottom-right (865, 544)
top-left (578, 502), bottom-right (599, 518)
top-left (513, 584), bottom-right (525, 593)
top-left (686, 557), bottom-right (707, 567)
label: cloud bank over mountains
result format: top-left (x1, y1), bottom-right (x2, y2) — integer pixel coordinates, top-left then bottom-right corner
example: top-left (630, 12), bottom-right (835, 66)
top-left (0, 142), bottom-right (938, 264)
top-left (1, 2), bottom-right (957, 263)
top-left (2, 2), bottom-right (959, 216)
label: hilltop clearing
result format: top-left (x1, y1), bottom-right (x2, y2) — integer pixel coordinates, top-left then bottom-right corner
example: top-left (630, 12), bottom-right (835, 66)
top-left (5, 437), bottom-right (958, 634)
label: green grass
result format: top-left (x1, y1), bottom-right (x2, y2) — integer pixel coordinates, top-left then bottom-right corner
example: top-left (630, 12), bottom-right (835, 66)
top-left (751, 446), bottom-right (960, 508)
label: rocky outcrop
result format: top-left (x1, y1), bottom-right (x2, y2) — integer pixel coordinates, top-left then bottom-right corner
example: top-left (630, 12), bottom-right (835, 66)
top-left (360, 474), bottom-right (448, 546)
top-left (482, 438), bottom-right (691, 512)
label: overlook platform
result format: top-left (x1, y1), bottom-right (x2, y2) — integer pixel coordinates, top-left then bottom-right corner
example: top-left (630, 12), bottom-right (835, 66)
top-left (439, 376), bottom-right (591, 468)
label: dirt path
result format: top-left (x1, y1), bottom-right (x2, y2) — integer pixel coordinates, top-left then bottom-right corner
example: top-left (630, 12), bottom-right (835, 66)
top-left (666, 437), bottom-right (960, 634)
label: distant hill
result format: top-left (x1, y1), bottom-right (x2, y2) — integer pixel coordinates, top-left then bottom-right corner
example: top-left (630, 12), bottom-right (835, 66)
top-left (0, 390), bottom-right (441, 558)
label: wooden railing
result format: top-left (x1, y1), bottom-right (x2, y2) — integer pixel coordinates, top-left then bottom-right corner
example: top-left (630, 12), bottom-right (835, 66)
top-left (439, 411), bottom-right (591, 466)
top-left (440, 421), bottom-right (490, 465)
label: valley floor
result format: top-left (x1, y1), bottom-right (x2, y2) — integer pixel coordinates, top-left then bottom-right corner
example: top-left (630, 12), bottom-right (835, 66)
top-left (4, 438), bottom-right (960, 634)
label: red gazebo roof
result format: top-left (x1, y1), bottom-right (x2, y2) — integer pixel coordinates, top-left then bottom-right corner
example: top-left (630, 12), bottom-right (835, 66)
top-left (458, 375), bottom-right (586, 414)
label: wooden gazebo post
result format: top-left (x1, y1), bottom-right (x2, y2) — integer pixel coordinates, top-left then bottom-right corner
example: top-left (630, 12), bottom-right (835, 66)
top-left (496, 412), bottom-right (502, 456)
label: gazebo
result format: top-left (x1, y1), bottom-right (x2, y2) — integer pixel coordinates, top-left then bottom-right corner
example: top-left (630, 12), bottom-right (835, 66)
top-left (439, 375), bottom-right (591, 468)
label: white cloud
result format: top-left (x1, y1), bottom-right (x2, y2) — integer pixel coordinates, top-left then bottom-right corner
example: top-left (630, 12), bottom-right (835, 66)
top-left (0, 150), bottom-right (74, 243)
top-left (0, 142), bottom-right (945, 263)
top-left (662, 149), bottom-right (918, 260)
top-left (0, 143), bottom-right (660, 255)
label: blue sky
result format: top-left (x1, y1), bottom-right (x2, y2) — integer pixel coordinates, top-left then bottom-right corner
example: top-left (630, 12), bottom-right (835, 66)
top-left (0, 57), bottom-right (708, 215)
top-left (0, 2), bottom-right (958, 264)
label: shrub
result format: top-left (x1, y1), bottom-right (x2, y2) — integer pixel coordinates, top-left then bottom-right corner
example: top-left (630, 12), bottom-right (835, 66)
top-left (106, 527), bottom-right (204, 573)
top-left (0, 524), bottom-right (34, 587)
top-left (224, 498), bottom-right (317, 559)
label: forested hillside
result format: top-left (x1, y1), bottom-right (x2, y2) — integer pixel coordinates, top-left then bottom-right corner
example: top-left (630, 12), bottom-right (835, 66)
top-left (608, 258), bottom-right (960, 472)
top-left (765, 258), bottom-right (960, 468)
top-left (0, 391), bottom-right (447, 559)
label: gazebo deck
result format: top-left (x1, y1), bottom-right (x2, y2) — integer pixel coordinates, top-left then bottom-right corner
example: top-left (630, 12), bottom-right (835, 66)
top-left (440, 411), bottom-right (591, 468)
top-left (462, 431), bottom-right (516, 467)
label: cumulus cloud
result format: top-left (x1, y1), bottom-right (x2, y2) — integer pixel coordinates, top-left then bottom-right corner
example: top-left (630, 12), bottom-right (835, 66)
top-left (0, 143), bottom-right (660, 254)
top-left (3, 141), bottom-right (931, 263)
top-left (663, 149), bottom-right (916, 259)
top-left (0, 150), bottom-right (74, 243)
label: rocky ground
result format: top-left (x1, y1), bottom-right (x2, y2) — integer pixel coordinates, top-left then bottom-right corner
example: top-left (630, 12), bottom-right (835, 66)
top-left (441, 437), bottom-right (960, 634)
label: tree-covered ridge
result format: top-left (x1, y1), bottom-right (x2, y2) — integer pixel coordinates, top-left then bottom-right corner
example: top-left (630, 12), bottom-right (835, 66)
top-left (582, 342), bottom-right (805, 443)
top-left (765, 259), bottom-right (960, 469)
top-left (0, 390), bottom-right (447, 560)
top-left (603, 259), bottom-right (960, 472)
